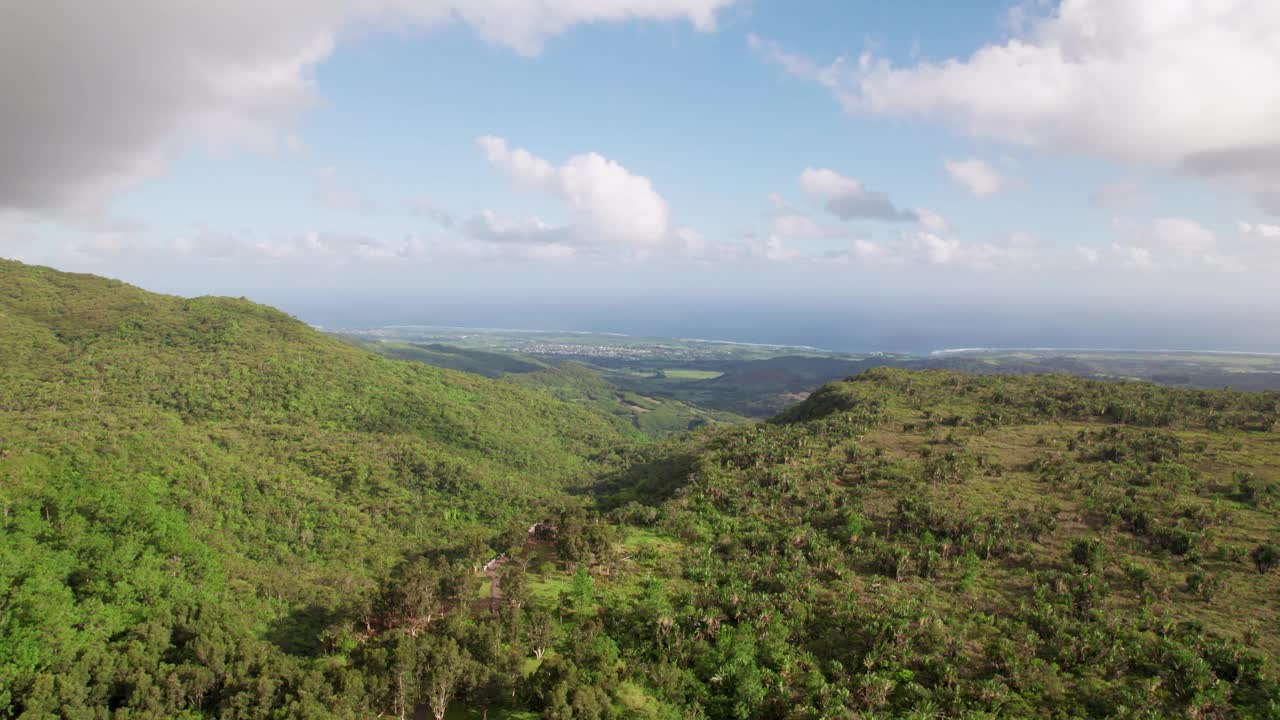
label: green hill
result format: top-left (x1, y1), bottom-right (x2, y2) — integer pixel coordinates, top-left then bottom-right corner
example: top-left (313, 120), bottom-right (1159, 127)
top-left (590, 368), bottom-right (1280, 717)
top-left (344, 339), bottom-right (552, 378)
top-left (346, 337), bottom-right (748, 438)
top-left (3, 261), bottom-right (1280, 719)
top-left (506, 363), bottom-right (744, 438)
top-left (0, 260), bottom-right (624, 717)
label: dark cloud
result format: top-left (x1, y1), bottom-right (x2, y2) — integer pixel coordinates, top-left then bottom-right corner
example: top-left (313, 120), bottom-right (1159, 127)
top-left (824, 192), bottom-right (917, 223)
top-left (1179, 145), bottom-right (1280, 216)
top-left (1179, 144), bottom-right (1280, 177)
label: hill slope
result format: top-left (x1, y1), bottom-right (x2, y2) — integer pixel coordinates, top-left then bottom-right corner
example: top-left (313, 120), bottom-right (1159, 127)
top-left (0, 260), bottom-right (625, 716)
top-left (345, 336), bottom-right (748, 437)
top-left (341, 338), bottom-right (553, 378)
top-left (505, 362), bottom-right (744, 437)
top-left (588, 368), bottom-right (1280, 717)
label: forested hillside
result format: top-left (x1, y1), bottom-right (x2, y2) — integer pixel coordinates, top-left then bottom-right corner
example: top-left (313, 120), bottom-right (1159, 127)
top-left (0, 260), bottom-right (624, 717)
top-left (589, 369), bottom-right (1280, 718)
top-left (506, 363), bottom-right (743, 437)
top-left (346, 338), bottom-right (747, 438)
top-left (2, 261), bottom-right (1279, 719)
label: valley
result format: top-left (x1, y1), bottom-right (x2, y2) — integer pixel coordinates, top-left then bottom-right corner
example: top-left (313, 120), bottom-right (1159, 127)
top-left (338, 325), bottom-right (1280, 425)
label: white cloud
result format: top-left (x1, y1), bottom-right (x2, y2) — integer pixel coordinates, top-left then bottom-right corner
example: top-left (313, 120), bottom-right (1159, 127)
top-left (944, 158), bottom-right (1003, 197)
top-left (1239, 221), bottom-right (1280, 239)
top-left (1109, 216), bottom-right (1254, 272)
top-left (75, 222), bottom-right (551, 265)
top-left (799, 167), bottom-right (916, 222)
top-left (0, 0), bottom-right (741, 219)
top-left (464, 210), bottom-right (572, 247)
top-left (1079, 218), bottom-right (1280, 273)
top-left (752, 1), bottom-right (1280, 214)
top-left (971, 232), bottom-right (1037, 270)
top-left (1075, 245), bottom-right (1102, 266)
top-left (1111, 243), bottom-right (1155, 271)
top-left (478, 136), bottom-right (671, 247)
top-left (849, 238), bottom-right (889, 263)
top-left (767, 193), bottom-right (828, 238)
top-left (1146, 217), bottom-right (1218, 255)
top-left (477, 136), bottom-right (556, 187)
top-left (839, 230), bottom-right (1036, 270)
top-left (909, 232), bottom-right (962, 265)
top-left (674, 226), bottom-right (707, 256)
top-left (1233, 220), bottom-right (1280, 269)
top-left (763, 236), bottom-right (799, 262)
top-left (915, 208), bottom-right (950, 232)
top-left (1111, 217), bottom-right (1216, 268)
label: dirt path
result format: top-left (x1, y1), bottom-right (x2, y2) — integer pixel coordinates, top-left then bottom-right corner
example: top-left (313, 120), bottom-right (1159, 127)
top-left (482, 555), bottom-right (504, 614)
top-left (476, 523), bottom-right (551, 615)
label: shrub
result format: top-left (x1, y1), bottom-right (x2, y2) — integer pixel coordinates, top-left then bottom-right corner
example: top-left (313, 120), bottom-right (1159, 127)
top-left (1249, 543), bottom-right (1279, 575)
top-left (1185, 570), bottom-right (1225, 604)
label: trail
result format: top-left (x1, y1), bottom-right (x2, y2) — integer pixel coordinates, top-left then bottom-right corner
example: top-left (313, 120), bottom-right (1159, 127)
top-left (482, 555), bottom-right (504, 614)
top-left (479, 523), bottom-right (548, 614)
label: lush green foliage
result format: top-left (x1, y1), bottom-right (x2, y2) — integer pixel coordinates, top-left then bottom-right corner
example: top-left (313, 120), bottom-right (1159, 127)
top-left (350, 336), bottom-right (748, 438)
top-left (588, 369), bottom-right (1280, 718)
top-left (347, 339), bottom-right (552, 379)
top-left (0, 260), bottom-right (623, 718)
top-left (3, 261), bottom-right (1279, 719)
top-left (507, 364), bottom-right (742, 438)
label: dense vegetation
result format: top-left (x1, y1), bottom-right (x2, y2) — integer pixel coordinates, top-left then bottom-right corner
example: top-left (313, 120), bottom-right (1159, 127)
top-left (348, 338), bottom-right (746, 438)
top-left (342, 339), bottom-right (553, 379)
top-left (504, 364), bottom-right (742, 438)
top-left (0, 260), bottom-right (623, 717)
top-left (3, 260), bottom-right (1279, 718)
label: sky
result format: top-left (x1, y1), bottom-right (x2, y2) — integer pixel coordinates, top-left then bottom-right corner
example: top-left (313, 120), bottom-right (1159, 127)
top-left (3, 1), bottom-right (1280, 341)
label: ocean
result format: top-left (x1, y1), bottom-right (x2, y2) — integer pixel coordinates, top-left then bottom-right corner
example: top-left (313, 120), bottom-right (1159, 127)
top-left (279, 291), bottom-right (1280, 356)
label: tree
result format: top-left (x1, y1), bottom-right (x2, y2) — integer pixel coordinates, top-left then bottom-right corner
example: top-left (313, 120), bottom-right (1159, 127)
top-left (465, 623), bottom-right (522, 720)
top-left (568, 567), bottom-right (595, 616)
top-left (528, 610), bottom-right (558, 660)
top-left (420, 637), bottom-right (472, 720)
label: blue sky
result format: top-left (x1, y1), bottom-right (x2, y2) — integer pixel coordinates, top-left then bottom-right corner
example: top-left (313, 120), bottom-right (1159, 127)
top-left (3, 0), bottom-right (1279, 310)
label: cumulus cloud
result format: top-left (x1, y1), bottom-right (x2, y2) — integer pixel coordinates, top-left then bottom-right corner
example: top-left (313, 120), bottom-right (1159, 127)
top-left (751, 1), bottom-right (1280, 214)
top-left (478, 136), bottom-right (671, 247)
top-left (175, 228), bottom-right (406, 263)
top-left (1240, 221), bottom-right (1280, 240)
top-left (835, 230), bottom-right (1036, 270)
top-left (1180, 145), bottom-right (1280, 214)
top-left (1109, 217), bottom-right (1249, 272)
top-left (1075, 245), bottom-right (1102, 266)
top-left (0, 0), bottom-right (741, 219)
top-left (914, 208), bottom-right (950, 232)
top-left (464, 210), bottom-right (574, 248)
top-left (69, 221), bottom-right (571, 265)
top-left (767, 193), bottom-right (828, 238)
top-left (799, 167), bottom-right (916, 222)
top-left (944, 158), bottom-right (1003, 197)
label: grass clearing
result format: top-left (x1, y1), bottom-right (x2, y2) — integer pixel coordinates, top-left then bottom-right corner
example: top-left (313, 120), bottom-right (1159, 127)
top-left (658, 369), bottom-right (724, 380)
